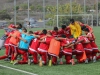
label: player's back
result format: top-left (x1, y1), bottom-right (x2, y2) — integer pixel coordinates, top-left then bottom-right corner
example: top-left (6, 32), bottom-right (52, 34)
top-left (9, 30), bottom-right (21, 45)
top-left (19, 34), bottom-right (35, 50)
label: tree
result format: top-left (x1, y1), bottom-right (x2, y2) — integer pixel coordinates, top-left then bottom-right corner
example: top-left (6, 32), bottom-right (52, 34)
top-left (98, 2), bottom-right (100, 10)
top-left (0, 10), bottom-right (11, 20)
top-left (45, 1), bottom-right (83, 26)
top-left (16, 6), bottom-right (19, 11)
top-left (20, 3), bottom-right (28, 10)
top-left (30, 5), bottom-right (35, 11)
top-left (35, 5), bottom-right (43, 12)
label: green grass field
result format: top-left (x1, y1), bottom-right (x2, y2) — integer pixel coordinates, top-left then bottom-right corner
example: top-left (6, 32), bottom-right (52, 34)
top-left (0, 27), bottom-right (100, 75)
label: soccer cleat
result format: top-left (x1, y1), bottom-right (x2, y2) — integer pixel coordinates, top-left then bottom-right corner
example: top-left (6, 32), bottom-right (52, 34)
top-left (4, 58), bottom-right (10, 61)
top-left (93, 56), bottom-right (96, 63)
top-left (10, 60), bottom-right (14, 64)
top-left (39, 60), bottom-right (43, 67)
top-left (48, 60), bottom-right (52, 66)
top-left (13, 60), bottom-right (18, 65)
top-left (85, 59), bottom-right (88, 64)
top-left (28, 59), bottom-right (31, 65)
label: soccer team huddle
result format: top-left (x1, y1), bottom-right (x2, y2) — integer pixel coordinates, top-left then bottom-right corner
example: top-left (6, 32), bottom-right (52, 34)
top-left (0, 19), bottom-right (100, 66)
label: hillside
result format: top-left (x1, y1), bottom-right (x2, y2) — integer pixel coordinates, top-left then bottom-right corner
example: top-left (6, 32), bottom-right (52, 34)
top-left (0, 0), bottom-right (99, 21)
top-left (0, 0), bottom-right (99, 10)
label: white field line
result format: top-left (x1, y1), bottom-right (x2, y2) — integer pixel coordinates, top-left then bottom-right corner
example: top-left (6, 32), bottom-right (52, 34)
top-left (0, 64), bottom-right (37, 75)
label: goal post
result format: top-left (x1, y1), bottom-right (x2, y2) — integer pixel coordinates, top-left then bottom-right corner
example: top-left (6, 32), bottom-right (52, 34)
top-left (54, 14), bottom-right (93, 28)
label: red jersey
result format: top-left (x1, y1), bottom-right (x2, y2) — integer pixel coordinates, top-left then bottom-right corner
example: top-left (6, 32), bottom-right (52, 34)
top-left (90, 41), bottom-right (98, 50)
top-left (51, 31), bottom-right (60, 37)
top-left (75, 36), bottom-right (84, 52)
top-left (80, 36), bottom-right (92, 51)
top-left (61, 39), bottom-right (72, 54)
top-left (87, 33), bottom-right (98, 50)
top-left (59, 29), bottom-right (65, 35)
top-left (65, 27), bottom-right (71, 38)
top-left (38, 36), bottom-right (53, 52)
top-left (87, 33), bottom-right (95, 41)
top-left (29, 38), bottom-right (40, 52)
top-left (59, 28), bottom-right (71, 38)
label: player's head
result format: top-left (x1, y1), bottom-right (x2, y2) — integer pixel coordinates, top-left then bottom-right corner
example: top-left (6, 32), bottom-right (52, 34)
top-left (47, 31), bottom-right (52, 35)
top-left (84, 28), bottom-right (89, 34)
top-left (81, 25), bottom-right (86, 31)
top-left (15, 23), bottom-right (22, 29)
top-left (22, 27), bottom-right (27, 33)
top-left (70, 19), bottom-right (75, 24)
top-left (28, 30), bottom-right (33, 34)
top-left (42, 29), bottom-right (47, 35)
top-left (61, 25), bottom-right (66, 30)
top-left (54, 27), bottom-right (58, 32)
top-left (8, 24), bottom-right (16, 29)
top-left (61, 34), bottom-right (66, 38)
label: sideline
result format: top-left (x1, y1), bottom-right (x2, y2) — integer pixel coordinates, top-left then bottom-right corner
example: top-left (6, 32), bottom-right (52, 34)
top-left (0, 64), bottom-right (37, 75)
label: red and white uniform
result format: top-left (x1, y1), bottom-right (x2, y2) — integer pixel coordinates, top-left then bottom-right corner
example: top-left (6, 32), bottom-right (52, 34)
top-left (0, 24), bottom-right (15, 60)
top-left (28, 38), bottom-right (40, 64)
top-left (81, 36), bottom-right (92, 60)
top-left (59, 28), bottom-right (71, 38)
top-left (9, 30), bottom-right (21, 61)
top-left (17, 48), bottom-right (28, 64)
top-left (61, 39), bottom-right (72, 55)
top-left (82, 36), bottom-right (92, 52)
top-left (4, 31), bottom-right (14, 55)
top-left (74, 36), bottom-right (84, 63)
top-left (87, 33), bottom-right (99, 57)
top-left (38, 36), bottom-right (53, 64)
top-left (60, 39), bottom-right (72, 64)
top-left (0, 31), bottom-right (14, 60)
top-left (75, 36), bottom-right (84, 53)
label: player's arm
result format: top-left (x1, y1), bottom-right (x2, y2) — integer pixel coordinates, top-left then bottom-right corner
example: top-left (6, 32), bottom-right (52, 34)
top-left (39, 39), bottom-right (46, 43)
top-left (19, 37), bottom-right (27, 43)
top-left (55, 37), bottom-right (67, 41)
top-left (84, 40), bottom-right (90, 44)
top-left (31, 34), bottom-right (40, 38)
top-left (83, 37), bottom-right (90, 43)
top-left (8, 26), bottom-right (15, 30)
top-left (83, 33), bottom-right (92, 38)
top-left (64, 43), bottom-right (74, 48)
top-left (40, 36), bottom-right (47, 40)
top-left (63, 42), bottom-right (73, 47)
top-left (64, 40), bottom-right (82, 48)
top-left (75, 39), bottom-right (83, 45)
top-left (10, 33), bottom-right (17, 38)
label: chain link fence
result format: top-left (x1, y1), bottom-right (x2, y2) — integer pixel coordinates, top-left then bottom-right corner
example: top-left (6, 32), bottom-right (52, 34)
top-left (0, 0), bottom-right (100, 29)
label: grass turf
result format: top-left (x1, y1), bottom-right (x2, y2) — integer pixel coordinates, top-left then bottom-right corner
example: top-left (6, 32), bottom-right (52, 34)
top-left (0, 27), bottom-right (100, 75)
